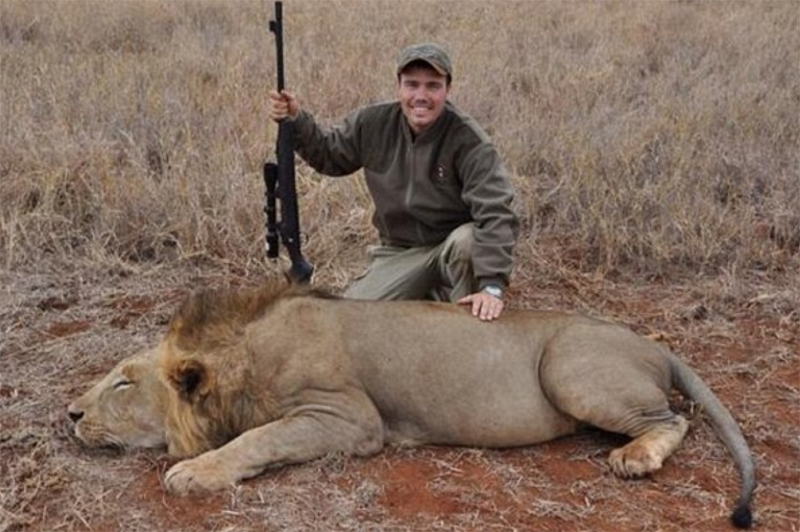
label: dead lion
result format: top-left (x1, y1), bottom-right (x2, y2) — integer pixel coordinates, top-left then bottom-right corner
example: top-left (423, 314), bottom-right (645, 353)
top-left (68, 280), bottom-right (755, 528)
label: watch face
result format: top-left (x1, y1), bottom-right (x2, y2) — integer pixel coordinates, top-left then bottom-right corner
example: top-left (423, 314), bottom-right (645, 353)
top-left (484, 286), bottom-right (503, 298)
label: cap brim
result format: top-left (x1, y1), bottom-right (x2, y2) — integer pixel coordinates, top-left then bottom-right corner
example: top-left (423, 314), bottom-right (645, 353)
top-left (397, 58), bottom-right (448, 77)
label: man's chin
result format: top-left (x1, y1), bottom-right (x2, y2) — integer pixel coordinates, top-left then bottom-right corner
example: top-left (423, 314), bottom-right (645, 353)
top-left (408, 117), bottom-right (434, 133)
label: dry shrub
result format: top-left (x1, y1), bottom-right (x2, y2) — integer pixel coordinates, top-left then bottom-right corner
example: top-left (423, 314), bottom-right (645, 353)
top-left (1, 0), bottom-right (798, 284)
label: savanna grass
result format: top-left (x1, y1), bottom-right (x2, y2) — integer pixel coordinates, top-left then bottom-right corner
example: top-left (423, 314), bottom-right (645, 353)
top-left (1, 0), bottom-right (798, 284)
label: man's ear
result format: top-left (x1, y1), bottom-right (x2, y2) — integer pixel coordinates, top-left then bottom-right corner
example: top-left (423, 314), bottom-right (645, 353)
top-left (166, 359), bottom-right (209, 403)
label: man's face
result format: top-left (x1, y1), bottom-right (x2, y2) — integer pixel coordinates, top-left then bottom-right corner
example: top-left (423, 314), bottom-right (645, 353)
top-left (398, 66), bottom-right (450, 135)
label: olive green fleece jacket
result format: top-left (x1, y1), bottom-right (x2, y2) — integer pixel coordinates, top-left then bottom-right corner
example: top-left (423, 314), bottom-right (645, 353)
top-left (291, 100), bottom-right (518, 289)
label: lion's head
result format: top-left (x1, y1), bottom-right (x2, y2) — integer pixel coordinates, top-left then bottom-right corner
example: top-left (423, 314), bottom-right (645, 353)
top-left (67, 280), bottom-right (320, 456)
top-left (68, 349), bottom-right (167, 450)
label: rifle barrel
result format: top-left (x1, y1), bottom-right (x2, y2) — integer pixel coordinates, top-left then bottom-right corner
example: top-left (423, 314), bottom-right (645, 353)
top-left (269, 1), bottom-right (285, 91)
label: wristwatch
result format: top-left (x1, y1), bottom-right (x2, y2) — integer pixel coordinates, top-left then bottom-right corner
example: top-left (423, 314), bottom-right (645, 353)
top-left (482, 285), bottom-right (503, 299)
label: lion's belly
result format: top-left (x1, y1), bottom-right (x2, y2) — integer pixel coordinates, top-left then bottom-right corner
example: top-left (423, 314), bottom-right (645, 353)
top-left (381, 395), bottom-right (579, 448)
top-left (362, 355), bottom-right (579, 448)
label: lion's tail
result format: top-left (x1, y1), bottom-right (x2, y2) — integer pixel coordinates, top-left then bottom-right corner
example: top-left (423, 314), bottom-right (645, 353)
top-left (668, 352), bottom-right (755, 529)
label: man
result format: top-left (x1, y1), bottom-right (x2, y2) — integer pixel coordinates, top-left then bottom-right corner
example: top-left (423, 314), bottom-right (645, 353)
top-left (268, 43), bottom-right (518, 321)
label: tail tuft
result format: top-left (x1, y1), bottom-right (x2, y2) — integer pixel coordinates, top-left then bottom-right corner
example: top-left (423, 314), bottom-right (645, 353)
top-left (731, 504), bottom-right (752, 529)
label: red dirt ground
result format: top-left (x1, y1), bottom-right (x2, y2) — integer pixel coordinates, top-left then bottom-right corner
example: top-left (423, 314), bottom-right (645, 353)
top-left (1, 268), bottom-right (797, 532)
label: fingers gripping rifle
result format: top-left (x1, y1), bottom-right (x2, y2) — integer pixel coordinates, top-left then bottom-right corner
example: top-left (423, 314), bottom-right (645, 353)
top-left (264, 1), bottom-right (313, 284)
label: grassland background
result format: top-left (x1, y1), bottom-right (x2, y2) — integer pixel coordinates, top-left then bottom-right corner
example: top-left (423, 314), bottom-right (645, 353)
top-left (1, 0), bottom-right (798, 289)
top-left (1, 2), bottom-right (799, 532)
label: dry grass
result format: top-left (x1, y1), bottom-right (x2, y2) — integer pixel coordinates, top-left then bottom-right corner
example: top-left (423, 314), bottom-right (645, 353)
top-left (1, 0), bottom-right (798, 280)
top-left (1, 1), bottom-right (798, 531)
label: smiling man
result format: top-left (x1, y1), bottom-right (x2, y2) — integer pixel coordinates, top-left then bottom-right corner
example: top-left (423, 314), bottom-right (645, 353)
top-left (267, 43), bottom-right (518, 321)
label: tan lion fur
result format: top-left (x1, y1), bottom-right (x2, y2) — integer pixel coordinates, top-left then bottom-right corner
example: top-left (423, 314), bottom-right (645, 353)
top-left (69, 279), bottom-right (756, 528)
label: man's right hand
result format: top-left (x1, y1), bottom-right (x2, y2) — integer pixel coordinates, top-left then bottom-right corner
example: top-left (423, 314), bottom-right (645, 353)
top-left (268, 90), bottom-right (300, 122)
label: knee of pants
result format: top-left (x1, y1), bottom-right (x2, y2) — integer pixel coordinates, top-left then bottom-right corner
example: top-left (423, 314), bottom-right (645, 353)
top-left (443, 223), bottom-right (474, 265)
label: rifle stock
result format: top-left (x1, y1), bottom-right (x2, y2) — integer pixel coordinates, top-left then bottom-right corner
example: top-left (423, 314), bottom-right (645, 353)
top-left (265, 0), bottom-right (313, 284)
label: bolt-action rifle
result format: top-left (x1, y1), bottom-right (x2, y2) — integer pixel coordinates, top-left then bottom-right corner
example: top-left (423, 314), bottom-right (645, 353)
top-left (264, 0), bottom-right (314, 284)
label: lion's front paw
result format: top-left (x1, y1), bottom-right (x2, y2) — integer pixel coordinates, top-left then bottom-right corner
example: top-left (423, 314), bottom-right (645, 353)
top-left (164, 453), bottom-right (237, 495)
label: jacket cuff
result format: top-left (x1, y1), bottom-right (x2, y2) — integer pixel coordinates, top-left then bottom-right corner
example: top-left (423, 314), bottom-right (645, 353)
top-left (291, 110), bottom-right (312, 145)
top-left (478, 276), bottom-right (507, 291)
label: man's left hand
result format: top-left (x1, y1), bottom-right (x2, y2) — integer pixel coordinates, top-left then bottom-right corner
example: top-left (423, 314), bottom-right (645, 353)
top-left (457, 291), bottom-right (504, 321)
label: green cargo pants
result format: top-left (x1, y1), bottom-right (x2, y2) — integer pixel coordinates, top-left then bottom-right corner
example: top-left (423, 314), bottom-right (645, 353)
top-left (344, 223), bottom-right (476, 302)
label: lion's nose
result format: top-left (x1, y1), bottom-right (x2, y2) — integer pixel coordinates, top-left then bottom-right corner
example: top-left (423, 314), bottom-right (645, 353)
top-left (68, 408), bottom-right (84, 423)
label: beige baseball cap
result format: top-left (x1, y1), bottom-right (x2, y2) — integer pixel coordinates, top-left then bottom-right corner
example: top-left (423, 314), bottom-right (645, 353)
top-left (396, 43), bottom-right (453, 79)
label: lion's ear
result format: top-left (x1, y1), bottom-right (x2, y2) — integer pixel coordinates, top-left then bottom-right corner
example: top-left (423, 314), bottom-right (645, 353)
top-left (166, 359), bottom-right (209, 402)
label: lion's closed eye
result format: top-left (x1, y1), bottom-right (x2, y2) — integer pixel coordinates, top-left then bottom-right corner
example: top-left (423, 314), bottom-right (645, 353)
top-left (113, 379), bottom-right (134, 390)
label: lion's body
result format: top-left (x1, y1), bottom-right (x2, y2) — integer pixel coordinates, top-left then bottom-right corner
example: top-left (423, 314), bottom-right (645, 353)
top-left (69, 282), bottom-right (755, 528)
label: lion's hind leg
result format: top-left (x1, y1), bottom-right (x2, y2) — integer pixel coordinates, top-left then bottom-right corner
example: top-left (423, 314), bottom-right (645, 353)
top-left (542, 368), bottom-right (690, 478)
top-left (540, 321), bottom-right (690, 479)
top-left (607, 415), bottom-right (689, 478)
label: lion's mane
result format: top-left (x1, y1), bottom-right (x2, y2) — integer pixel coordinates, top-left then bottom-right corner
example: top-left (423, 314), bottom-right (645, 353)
top-left (159, 279), bottom-right (335, 457)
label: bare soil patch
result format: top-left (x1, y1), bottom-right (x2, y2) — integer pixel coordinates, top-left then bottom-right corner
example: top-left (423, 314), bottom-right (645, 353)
top-left (1, 263), bottom-right (797, 532)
